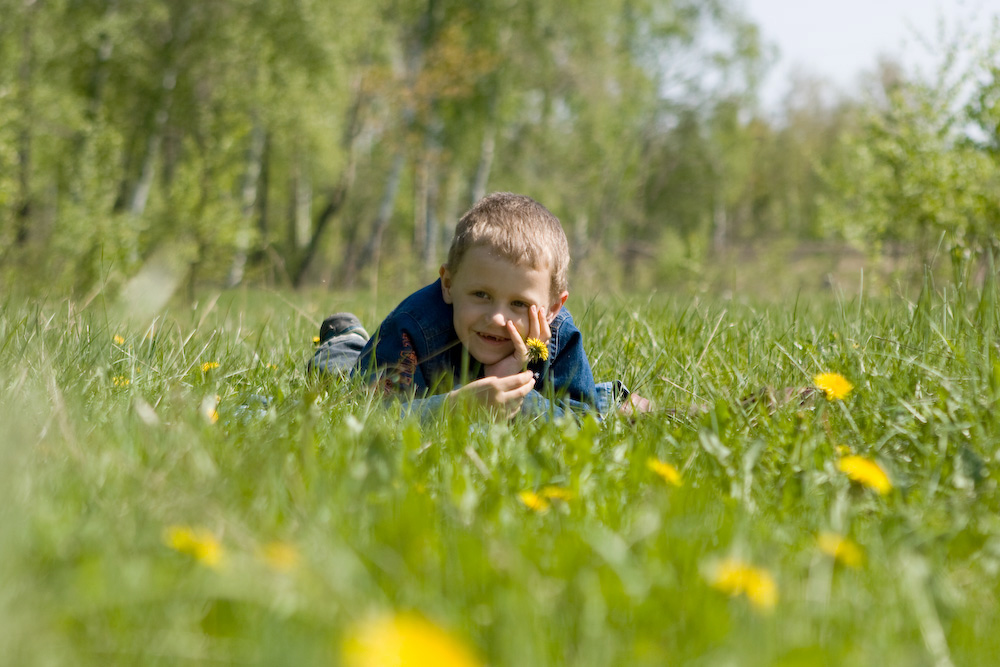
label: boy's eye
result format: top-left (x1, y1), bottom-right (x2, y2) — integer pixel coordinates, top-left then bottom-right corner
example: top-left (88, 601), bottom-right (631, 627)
top-left (472, 291), bottom-right (490, 300)
top-left (512, 300), bottom-right (530, 309)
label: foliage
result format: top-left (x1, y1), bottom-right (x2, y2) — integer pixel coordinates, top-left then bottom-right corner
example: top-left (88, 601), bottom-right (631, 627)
top-left (0, 0), bottom-right (765, 296)
top-left (3, 277), bottom-right (1000, 664)
top-left (819, 25), bottom-right (1000, 267)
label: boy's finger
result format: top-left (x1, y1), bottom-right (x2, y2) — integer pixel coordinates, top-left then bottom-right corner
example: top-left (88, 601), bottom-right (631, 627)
top-left (507, 321), bottom-right (527, 357)
top-left (527, 305), bottom-right (541, 340)
top-left (500, 376), bottom-right (535, 402)
top-left (538, 306), bottom-right (551, 341)
top-left (494, 370), bottom-right (533, 390)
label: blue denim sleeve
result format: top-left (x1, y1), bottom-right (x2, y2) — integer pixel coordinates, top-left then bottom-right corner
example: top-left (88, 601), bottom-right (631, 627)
top-left (545, 310), bottom-right (598, 406)
top-left (354, 312), bottom-right (427, 394)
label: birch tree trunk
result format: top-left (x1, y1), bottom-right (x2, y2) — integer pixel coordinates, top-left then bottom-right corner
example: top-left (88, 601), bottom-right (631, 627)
top-left (470, 122), bottom-right (496, 205)
top-left (344, 151), bottom-right (406, 287)
top-left (225, 120), bottom-right (266, 287)
top-left (14, 0), bottom-right (38, 247)
top-left (128, 67), bottom-right (176, 217)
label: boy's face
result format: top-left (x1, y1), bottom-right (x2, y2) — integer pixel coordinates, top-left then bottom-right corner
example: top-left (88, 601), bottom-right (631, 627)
top-left (440, 245), bottom-right (568, 367)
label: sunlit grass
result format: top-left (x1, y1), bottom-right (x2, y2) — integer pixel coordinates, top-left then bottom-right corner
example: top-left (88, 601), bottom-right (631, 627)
top-left (1, 277), bottom-right (999, 665)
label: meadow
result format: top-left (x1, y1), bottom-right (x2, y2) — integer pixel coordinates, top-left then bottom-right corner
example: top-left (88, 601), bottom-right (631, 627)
top-left (2, 270), bottom-right (999, 666)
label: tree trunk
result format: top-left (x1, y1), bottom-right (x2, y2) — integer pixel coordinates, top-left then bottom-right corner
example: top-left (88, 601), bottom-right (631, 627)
top-left (470, 122), bottom-right (496, 205)
top-left (225, 120), bottom-right (266, 287)
top-left (292, 160), bottom-right (312, 249)
top-left (14, 0), bottom-right (38, 247)
top-left (129, 68), bottom-right (176, 216)
top-left (712, 193), bottom-right (727, 255)
top-left (288, 76), bottom-right (367, 288)
top-left (344, 151), bottom-right (406, 288)
top-left (416, 117), bottom-right (443, 272)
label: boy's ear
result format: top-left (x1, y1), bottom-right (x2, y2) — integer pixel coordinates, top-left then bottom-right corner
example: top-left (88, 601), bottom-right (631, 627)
top-left (439, 264), bottom-right (454, 304)
top-left (547, 290), bottom-right (569, 322)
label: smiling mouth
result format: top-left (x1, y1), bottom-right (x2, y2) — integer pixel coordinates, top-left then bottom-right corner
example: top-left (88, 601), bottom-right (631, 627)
top-left (476, 332), bottom-right (509, 344)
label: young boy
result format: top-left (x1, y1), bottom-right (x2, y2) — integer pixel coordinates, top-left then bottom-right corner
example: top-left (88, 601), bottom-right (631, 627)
top-left (310, 192), bottom-right (640, 419)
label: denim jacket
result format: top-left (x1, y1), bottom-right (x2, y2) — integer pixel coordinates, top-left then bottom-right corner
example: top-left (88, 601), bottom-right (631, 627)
top-left (354, 280), bottom-right (602, 418)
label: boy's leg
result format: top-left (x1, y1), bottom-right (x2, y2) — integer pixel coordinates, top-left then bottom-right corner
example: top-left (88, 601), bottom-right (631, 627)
top-left (308, 312), bottom-right (369, 375)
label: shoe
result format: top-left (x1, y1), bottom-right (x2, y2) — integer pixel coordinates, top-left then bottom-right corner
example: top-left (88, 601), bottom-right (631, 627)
top-left (319, 312), bottom-right (368, 343)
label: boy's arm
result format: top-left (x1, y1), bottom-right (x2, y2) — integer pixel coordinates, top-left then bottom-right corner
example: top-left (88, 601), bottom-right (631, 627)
top-left (545, 310), bottom-right (598, 406)
top-left (355, 312), bottom-right (534, 418)
top-left (353, 314), bottom-right (423, 394)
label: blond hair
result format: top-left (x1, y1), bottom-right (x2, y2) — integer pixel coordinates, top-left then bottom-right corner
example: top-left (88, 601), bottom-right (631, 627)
top-left (445, 192), bottom-right (570, 297)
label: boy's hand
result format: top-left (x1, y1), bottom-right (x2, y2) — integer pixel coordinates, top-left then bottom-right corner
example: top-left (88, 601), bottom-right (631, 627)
top-left (485, 305), bottom-right (551, 378)
top-left (448, 371), bottom-right (535, 419)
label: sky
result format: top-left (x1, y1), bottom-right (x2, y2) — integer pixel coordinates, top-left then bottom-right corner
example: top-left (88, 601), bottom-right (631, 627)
top-left (740, 0), bottom-right (998, 109)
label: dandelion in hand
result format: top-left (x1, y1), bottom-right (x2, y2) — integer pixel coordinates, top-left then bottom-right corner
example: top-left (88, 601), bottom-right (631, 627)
top-left (814, 372), bottom-right (853, 400)
top-left (164, 525), bottom-right (223, 568)
top-left (343, 612), bottom-right (482, 667)
top-left (838, 455), bottom-right (891, 495)
top-left (525, 338), bottom-right (548, 363)
top-left (706, 557), bottom-right (778, 612)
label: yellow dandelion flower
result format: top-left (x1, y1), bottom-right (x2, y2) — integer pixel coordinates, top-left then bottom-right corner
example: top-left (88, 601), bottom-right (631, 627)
top-left (201, 395), bottom-right (220, 424)
top-left (539, 486), bottom-right (574, 501)
top-left (525, 337), bottom-right (549, 363)
top-left (113, 335), bottom-right (126, 345)
top-left (164, 525), bottom-right (223, 568)
top-left (838, 455), bottom-right (892, 495)
top-left (313, 336), bottom-right (321, 346)
top-left (518, 490), bottom-right (550, 513)
top-left (260, 541), bottom-right (300, 573)
top-left (343, 612), bottom-right (482, 667)
top-left (112, 375), bottom-right (130, 387)
top-left (817, 532), bottom-right (865, 569)
top-left (814, 372), bottom-right (853, 400)
top-left (201, 361), bottom-right (220, 373)
top-left (707, 557), bottom-right (778, 611)
top-left (647, 457), bottom-right (683, 486)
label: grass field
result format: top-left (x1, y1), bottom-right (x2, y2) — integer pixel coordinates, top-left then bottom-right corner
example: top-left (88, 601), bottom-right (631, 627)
top-left (2, 272), bottom-right (999, 666)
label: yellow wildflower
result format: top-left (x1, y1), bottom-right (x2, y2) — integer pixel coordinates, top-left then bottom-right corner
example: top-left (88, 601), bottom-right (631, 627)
top-left (164, 525), bottom-right (223, 568)
top-left (260, 541), bottom-right (300, 573)
top-left (342, 612), bottom-right (482, 667)
top-left (201, 361), bottom-right (220, 373)
top-left (525, 337), bottom-right (548, 363)
top-left (313, 336), bottom-right (322, 346)
top-left (518, 490), bottom-right (550, 513)
top-left (707, 557), bottom-right (778, 612)
top-left (838, 455), bottom-right (892, 495)
top-left (647, 457), bottom-right (683, 486)
top-left (112, 375), bottom-right (130, 387)
top-left (817, 532), bottom-right (865, 569)
top-left (201, 395), bottom-right (220, 424)
top-left (113, 335), bottom-right (126, 345)
top-left (814, 372), bottom-right (853, 400)
top-left (539, 486), bottom-right (574, 501)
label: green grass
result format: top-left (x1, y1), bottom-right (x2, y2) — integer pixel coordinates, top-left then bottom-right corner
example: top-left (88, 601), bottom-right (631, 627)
top-left (2, 276), bottom-right (1000, 666)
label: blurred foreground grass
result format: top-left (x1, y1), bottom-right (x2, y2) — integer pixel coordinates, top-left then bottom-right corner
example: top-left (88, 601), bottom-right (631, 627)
top-left (2, 276), bottom-right (1000, 665)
